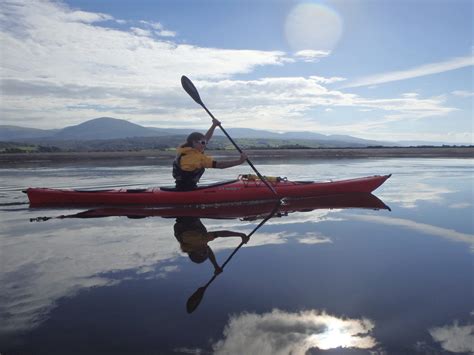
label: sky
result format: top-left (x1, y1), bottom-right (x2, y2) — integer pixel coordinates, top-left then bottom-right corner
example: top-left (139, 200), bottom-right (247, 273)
top-left (0, 0), bottom-right (472, 143)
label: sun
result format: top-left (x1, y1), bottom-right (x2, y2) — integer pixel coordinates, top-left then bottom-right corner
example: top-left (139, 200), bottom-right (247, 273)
top-left (285, 3), bottom-right (343, 53)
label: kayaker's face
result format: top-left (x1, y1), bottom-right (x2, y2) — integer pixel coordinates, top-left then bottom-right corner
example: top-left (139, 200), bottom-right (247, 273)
top-left (193, 139), bottom-right (207, 152)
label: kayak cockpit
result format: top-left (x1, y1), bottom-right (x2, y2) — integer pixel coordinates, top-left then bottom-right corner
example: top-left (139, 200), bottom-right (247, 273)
top-left (159, 179), bottom-right (239, 192)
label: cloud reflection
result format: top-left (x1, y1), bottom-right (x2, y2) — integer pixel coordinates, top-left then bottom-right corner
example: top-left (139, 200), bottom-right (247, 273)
top-left (379, 182), bottom-right (453, 208)
top-left (0, 220), bottom-right (182, 334)
top-left (0, 205), bottom-right (371, 337)
top-left (349, 214), bottom-right (474, 249)
top-left (212, 309), bottom-right (376, 354)
top-left (430, 320), bottom-right (474, 353)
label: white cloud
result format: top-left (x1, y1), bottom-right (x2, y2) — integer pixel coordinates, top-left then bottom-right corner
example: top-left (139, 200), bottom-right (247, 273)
top-left (452, 90), bottom-right (474, 98)
top-left (430, 321), bottom-right (474, 353)
top-left (309, 75), bottom-right (346, 84)
top-left (402, 92), bottom-right (419, 98)
top-left (0, 0), bottom-right (287, 86)
top-left (131, 27), bottom-right (152, 37)
top-left (343, 55), bottom-right (474, 88)
top-left (212, 309), bottom-right (377, 354)
top-left (156, 29), bottom-right (176, 37)
top-left (62, 10), bottom-right (113, 23)
top-left (294, 50), bottom-right (331, 62)
top-left (139, 20), bottom-right (176, 37)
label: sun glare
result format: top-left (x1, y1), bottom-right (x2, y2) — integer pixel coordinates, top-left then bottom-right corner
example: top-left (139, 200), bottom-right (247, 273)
top-left (285, 3), bottom-right (343, 53)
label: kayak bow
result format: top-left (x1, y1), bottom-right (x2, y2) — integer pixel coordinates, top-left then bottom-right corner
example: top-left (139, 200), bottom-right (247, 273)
top-left (24, 174), bottom-right (391, 207)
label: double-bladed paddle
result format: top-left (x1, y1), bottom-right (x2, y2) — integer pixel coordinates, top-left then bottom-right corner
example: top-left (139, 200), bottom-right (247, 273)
top-left (181, 75), bottom-right (278, 197)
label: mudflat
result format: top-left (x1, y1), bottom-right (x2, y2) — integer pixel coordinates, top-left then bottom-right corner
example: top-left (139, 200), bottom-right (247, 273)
top-left (1, 147), bottom-right (473, 167)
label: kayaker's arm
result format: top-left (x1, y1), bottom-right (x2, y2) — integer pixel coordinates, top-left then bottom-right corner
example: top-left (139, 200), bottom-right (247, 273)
top-left (204, 118), bottom-right (221, 142)
top-left (206, 246), bottom-right (223, 275)
top-left (214, 153), bottom-right (247, 169)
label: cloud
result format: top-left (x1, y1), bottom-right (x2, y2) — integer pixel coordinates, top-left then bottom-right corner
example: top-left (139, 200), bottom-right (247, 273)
top-left (131, 27), bottom-right (152, 37)
top-left (402, 92), bottom-right (419, 98)
top-left (212, 309), bottom-right (377, 354)
top-left (189, 78), bottom-right (457, 133)
top-left (452, 90), bottom-right (474, 98)
top-left (0, 0), bottom-right (289, 127)
top-left (294, 50), bottom-right (331, 62)
top-left (139, 20), bottom-right (176, 37)
top-left (309, 75), bottom-right (346, 84)
top-left (1, 0), bottom-right (288, 87)
top-left (430, 321), bottom-right (474, 353)
top-left (343, 55), bottom-right (474, 88)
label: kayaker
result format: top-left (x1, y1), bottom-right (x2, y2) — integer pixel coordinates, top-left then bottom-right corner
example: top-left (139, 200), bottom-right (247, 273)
top-left (173, 118), bottom-right (248, 190)
top-left (174, 217), bottom-right (249, 275)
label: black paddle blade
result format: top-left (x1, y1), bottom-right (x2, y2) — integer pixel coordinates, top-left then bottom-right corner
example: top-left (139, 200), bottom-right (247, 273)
top-left (181, 75), bottom-right (203, 106)
top-left (186, 286), bottom-right (206, 314)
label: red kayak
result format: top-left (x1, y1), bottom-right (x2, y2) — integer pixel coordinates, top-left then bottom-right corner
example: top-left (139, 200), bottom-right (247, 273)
top-left (31, 193), bottom-right (390, 222)
top-left (24, 174), bottom-right (391, 207)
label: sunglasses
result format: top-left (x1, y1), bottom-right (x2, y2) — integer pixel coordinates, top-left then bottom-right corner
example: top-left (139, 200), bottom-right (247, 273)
top-left (197, 140), bottom-right (207, 145)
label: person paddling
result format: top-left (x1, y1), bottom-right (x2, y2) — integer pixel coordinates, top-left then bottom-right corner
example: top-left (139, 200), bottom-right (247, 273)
top-left (173, 118), bottom-right (247, 190)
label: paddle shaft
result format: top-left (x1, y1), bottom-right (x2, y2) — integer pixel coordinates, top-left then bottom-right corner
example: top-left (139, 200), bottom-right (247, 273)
top-left (200, 104), bottom-right (278, 196)
top-left (202, 201), bottom-right (279, 283)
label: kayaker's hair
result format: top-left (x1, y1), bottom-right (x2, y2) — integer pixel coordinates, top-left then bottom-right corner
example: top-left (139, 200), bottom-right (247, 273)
top-left (188, 250), bottom-right (208, 263)
top-left (180, 132), bottom-right (205, 148)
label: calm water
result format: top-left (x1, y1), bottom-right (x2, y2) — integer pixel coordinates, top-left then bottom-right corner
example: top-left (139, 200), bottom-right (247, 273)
top-left (0, 158), bottom-right (473, 354)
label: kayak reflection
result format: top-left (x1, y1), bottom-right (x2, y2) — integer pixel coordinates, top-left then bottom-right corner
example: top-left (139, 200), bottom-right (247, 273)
top-left (174, 216), bottom-right (249, 275)
top-left (30, 193), bottom-right (390, 222)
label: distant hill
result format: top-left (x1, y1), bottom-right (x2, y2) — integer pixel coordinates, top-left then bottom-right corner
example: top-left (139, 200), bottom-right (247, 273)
top-left (1, 117), bottom-right (467, 149)
top-left (0, 117), bottom-right (386, 146)
top-left (53, 117), bottom-right (160, 140)
top-left (0, 126), bottom-right (60, 140)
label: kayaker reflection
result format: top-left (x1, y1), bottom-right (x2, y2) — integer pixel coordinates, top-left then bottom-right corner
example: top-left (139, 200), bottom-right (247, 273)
top-left (174, 216), bottom-right (249, 274)
top-left (173, 118), bottom-right (247, 190)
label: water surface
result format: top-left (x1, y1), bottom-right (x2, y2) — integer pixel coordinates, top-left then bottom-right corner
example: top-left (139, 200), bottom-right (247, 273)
top-left (1, 158), bottom-right (473, 354)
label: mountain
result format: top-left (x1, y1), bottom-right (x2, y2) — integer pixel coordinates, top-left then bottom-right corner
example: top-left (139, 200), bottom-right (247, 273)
top-left (0, 126), bottom-right (60, 140)
top-left (54, 117), bottom-right (160, 140)
top-left (1, 117), bottom-right (381, 145)
top-left (2, 117), bottom-right (467, 147)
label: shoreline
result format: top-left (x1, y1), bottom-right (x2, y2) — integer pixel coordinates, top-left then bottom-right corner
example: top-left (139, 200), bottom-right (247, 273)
top-left (1, 147), bottom-right (473, 167)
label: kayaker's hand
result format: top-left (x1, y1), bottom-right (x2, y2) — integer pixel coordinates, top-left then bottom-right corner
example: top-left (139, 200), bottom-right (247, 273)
top-left (214, 266), bottom-right (223, 275)
top-left (239, 153), bottom-right (248, 163)
top-left (241, 235), bottom-right (250, 244)
top-left (212, 118), bottom-right (221, 127)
